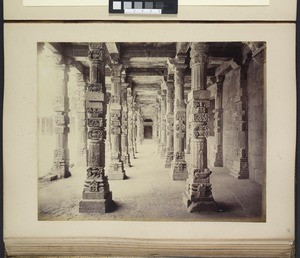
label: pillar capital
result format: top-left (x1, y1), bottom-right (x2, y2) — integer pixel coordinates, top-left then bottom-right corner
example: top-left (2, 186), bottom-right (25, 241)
top-left (88, 43), bottom-right (104, 62)
top-left (190, 43), bottom-right (209, 68)
top-left (111, 64), bottom-right (123, 78)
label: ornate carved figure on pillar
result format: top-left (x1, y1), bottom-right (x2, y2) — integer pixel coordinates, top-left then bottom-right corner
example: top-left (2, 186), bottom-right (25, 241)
top-left (213, 75), bottom-right (224, 167)
top-left (75, 72), bottom-right (88, 167)
top-left (120, 75), bottom-right (131, 167)
top-left (160, 90), bottom-right (167, 158)
top-left (171, 59), bottom-right (188, 180)
top-left (107, 64), bottom-right (126, 180)
top-left (79, 43), bottom-right (112, 213)
top-left (165, 76), bottom-right (175, 168)
top-left (50, 53), bottom-right (71, 180)
top-left (183, 43), bottom-right (217, 212)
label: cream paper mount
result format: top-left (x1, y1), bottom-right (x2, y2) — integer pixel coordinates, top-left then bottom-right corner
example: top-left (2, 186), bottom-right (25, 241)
top-left (4, 0), bottom-right (297, 21)
top-left (3, 23), bottom-right (296, 257)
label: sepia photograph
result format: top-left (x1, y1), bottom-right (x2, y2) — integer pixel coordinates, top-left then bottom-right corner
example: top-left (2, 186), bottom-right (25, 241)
top-left (37, 41), bottom-right (266, 222)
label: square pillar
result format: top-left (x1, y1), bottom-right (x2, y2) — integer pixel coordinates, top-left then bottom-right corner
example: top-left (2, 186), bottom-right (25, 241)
top-left (213, 75), bottom-right (224, 167)
top-left (50, 53), bottom-right (71, 180)
top-left (107, 64), bottom-right (126, 180)
top-left (120, 75), bottom-right (131, 167)
top-left (75, 72), bottom-right (87, 167)
top-left (160, 89), bottom-right (167, 158)
top-left (183, 42), bottom-right (217, 212)
top-left (165, 76), bottom-right (175, 168)
top-left (171, 58), bottom-right (188, 180)
top-left (79, 43), bottom-right (112, 213)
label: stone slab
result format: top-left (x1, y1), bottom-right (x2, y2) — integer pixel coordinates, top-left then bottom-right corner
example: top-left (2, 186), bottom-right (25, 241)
top-left (44, 174), bottom-right (58, 181)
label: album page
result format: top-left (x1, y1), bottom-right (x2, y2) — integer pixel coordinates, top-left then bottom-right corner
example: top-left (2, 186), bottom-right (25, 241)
top-left (3, 22), bottom-right (296, 256)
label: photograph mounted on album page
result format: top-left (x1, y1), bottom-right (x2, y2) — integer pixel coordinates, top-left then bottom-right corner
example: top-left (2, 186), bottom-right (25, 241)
top-left (3, 23), bottom-right (296, 256)
top-left (3, 0), bottom-right (297, 21)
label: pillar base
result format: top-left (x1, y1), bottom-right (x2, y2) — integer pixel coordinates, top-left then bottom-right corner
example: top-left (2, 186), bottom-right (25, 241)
top-left (50, 167), bottom-right (71, 179)
top-left (165, 152), bottom-right (173, 168)
top-left (171, 161), bottom-right (188, 180)
top-left (79, 191), bottom-right (112, 213)
top-left (121, 154), bottom-right (131, 167)
top-left (230, 158), bottom-right (249, 179)
top-left (183, 193), bottom-right (217, 213)
top-left (214, 160), bottom-right (223, 167)
top-left (107, 162), bottom-right (126, 180)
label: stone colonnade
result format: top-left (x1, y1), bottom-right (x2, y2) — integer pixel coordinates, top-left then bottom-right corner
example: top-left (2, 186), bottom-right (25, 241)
top-left (45, 42), bottom-right (264, 214)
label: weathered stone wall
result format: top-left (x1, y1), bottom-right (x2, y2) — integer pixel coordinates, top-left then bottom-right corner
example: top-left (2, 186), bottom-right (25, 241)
top-left (222, 68), bottom-right (241, 172)
top-left (247, 52), bottom-right (265, 185)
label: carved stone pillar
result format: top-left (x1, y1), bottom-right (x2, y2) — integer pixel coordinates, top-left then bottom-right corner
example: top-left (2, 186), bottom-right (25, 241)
top-left (127, 88), bottom-right (136, 159)
top-left (185, 100), bottom-right (192, 155)
top-left (50, 53), bottom-right (71, 180)
top-left (138, 112), bottom-right (144, 144)
top-left (133, 107), bottom-right (138, 153)
top-left (156, 97), bottom-right (161, 151)
top-left (213, 75), bottom-right (224, 167)
top-left (230, 64), bottom-right (249, 179)
top-left (120, 76), bottom-right (131, 167)
top-left (107, 64), bottom-right (126, 180)
top-left (171, 61), bottom-right (188, 180)
top-left (160, 90), bottom-right (167, 158)
top-left (106, 93), bottom-right (112, 155)
top-left (183, 43), bottom-right (217, 212)
top-left (165, 76), bottom-right (175, 168)
top-left (75, 72), bottom-right (87, 167)
top-left (79, 43), bottom-right (112, 213)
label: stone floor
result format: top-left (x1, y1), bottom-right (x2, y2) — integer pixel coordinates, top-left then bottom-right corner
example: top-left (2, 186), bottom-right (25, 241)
top-left (38, 139), bottom-right (265, 222)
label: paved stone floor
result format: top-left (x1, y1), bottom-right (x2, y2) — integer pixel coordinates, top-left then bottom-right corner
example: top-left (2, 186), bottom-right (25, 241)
top-left (39, 140), bottom-right (264, 222)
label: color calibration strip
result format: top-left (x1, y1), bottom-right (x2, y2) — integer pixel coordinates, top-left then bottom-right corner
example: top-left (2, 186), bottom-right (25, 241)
top-left (109, 0), bottom-right (178, 14)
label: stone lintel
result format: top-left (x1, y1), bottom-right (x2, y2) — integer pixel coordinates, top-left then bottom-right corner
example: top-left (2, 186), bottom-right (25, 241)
top-left (215, 59), bottom-right (240, 76)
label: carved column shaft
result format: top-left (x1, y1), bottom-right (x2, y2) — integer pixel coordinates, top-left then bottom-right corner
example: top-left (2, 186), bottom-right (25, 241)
top-left (76, 72), bottom-right (87, 167)
top-left (51, 54), bottom-right (71, 179)
top-left (183, 42), bottom-right (217, 212)
top-left (127, 88), bottom-right (135, 159)
top-left (213, 75), bottom-right (224, 167)
top-left (157, 98), bottom-right (161, 149)
top-left (165, 78), bottom-right (175, 168)
top-left (231, 64), bottom-right (248, 179)
top-left (106, 93), bottom-right (112, 155)
top-left (172, 66), bottom-right (188, 180)
top-left (79, 43), bottom-right (112, 213)
top-left (120, 80), bottom-right (131, 166)
top-left (107, 64), bottom-right (126, 180)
